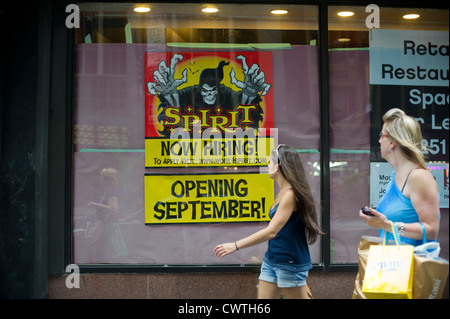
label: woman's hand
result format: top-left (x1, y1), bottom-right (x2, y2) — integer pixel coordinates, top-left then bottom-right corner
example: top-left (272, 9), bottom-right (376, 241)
top-left (359, 207), bottom-right (390, 232)
top-left (214, 243), bottom-right (237, 258)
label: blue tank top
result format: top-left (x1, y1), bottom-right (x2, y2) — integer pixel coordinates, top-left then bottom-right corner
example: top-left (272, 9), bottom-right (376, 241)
top-left (263, 203), bottom-right (312, 272)
top-left (376, 171), bottom-right (438, 246)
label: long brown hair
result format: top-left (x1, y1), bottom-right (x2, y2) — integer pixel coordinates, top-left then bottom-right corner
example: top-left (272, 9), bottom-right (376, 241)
top-left (274, 145), bottom-right (323, 244)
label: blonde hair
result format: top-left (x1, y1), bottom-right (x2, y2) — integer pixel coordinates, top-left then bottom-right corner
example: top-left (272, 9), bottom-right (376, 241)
top-left (382, 108), bottom-right (427, 169)
top-left (100, 168), bottom-right (119, 186)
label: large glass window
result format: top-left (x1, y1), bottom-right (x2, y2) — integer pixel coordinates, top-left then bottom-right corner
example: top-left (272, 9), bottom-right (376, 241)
top-left (72, 2), bottom-right (448, 268)
top-left (73, 3), bottom-right (320, 265)
top-left (328, 6), bottom-right (449, 263)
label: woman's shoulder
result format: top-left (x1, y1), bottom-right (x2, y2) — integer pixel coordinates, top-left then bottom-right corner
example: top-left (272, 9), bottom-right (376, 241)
top-left (409, 167), bottom-right (433, 181)
top-left (408, 168), bottom-right (438, 192)
top-left (279, 188), bottom-right (296, 207)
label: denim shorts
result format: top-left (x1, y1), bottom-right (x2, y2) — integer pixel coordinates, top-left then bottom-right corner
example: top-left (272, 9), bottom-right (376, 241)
top-left (258, 261), bottom-right (308, 288)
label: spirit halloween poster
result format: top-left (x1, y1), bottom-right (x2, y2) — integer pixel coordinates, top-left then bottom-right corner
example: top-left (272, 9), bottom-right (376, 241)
top-left (144, 51), bottom-right (274, 168)
top-left (144, 51), bottom-right (276, 224)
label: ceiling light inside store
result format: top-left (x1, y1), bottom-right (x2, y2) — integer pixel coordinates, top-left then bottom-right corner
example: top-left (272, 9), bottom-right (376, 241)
top-left (337, 11), bottom-right (354, 17)
top-left (271, 9), bottom-right (288, 15)
top-left (202, 7), bottom-right (219, 13)
top-left (403, 13), bottom-right (420, 19)
top-left (338, 38), bottom-right (351, 42)
top-left (134, 6), bottom-right (150, 13)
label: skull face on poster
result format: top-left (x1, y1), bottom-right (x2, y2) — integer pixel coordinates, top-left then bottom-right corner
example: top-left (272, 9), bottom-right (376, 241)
top-left (146, 54), bottom-right (271, 137)
top-left (200, 84), bottom-right (217, 105)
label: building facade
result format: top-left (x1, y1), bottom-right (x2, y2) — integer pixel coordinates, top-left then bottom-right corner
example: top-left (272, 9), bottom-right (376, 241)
top-left (0, 0), bottom-right (448, 299)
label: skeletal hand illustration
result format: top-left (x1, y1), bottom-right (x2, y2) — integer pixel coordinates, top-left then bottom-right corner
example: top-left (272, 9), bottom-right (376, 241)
top-left (146, 54), bottom-right (187, 106)
top-left (230, 55), bottom-right (271, 104)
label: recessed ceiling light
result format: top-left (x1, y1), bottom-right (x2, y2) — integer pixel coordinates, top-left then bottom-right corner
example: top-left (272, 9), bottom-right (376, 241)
top-left (338, 38), bottom-right (351, 42)
top-left (202, 7), bottom-right (219, 13)
top-left (403, 13), bottom-right (420, 20)
top-left (337, 11), bottom-right (354, 17)
top-left (271, 9), bottom-right (288, 15)
top-left (134, 6), bottom-right (151, 13)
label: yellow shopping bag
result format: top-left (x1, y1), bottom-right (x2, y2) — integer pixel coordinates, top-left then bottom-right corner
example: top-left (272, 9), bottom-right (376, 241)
top-left (362, 221), bottom-right (414, 299)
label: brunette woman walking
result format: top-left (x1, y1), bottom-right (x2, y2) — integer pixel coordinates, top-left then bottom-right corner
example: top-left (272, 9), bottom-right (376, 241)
top-left (214, 144), bottom-right (323, 299)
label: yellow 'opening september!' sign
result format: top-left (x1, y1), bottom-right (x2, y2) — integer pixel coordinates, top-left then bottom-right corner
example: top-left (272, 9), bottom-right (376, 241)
top-left (145, 173), bottom-right (274, 224)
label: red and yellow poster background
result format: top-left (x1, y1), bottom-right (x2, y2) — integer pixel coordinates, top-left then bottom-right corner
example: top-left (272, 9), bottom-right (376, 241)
top-left (145, 51), bottom-right (274, 137)
top-left (144, 51), bottom-right (274, 168)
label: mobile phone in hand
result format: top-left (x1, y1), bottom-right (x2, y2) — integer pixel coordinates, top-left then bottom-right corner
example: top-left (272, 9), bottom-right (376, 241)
top-left (361, 207), bottom-right (375, 216)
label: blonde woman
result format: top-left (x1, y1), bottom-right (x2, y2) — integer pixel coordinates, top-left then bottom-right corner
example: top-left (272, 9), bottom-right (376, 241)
top-left (360, 108), bottom-right (440, 245)
top-left (88, 168), bottom-right (128, 261)
top-left (214, 145), bottom-right (322, 299)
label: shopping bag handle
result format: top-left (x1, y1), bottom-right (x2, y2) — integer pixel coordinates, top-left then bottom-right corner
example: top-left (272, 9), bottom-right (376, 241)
top-left (420, 223), bottom-right (426, 244)
top-left (391, 221), bottom-right (400, 246)
top-left (383, 221), bottom-right (400, 246)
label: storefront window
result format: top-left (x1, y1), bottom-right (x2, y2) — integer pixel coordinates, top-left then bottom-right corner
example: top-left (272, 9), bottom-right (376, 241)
top-left (328, 6), bottom-right (449, 263)
top-left (73, 3), bottom-right (320, 265)
top-left (72, 2), bottom-right (448, 268)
